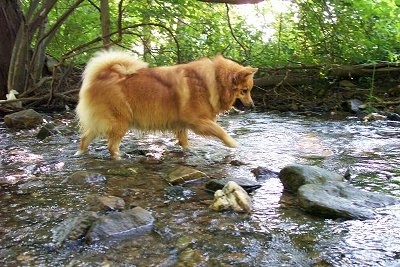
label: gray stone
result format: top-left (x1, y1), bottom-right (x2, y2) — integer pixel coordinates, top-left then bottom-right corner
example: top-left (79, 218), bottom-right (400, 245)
top-left (86, 207), bottom-right (154, 243)
top-left (205, 177), bottom-right (261, 193)
top-left (279, 164), bottom-right (343, 193)
top-left (4, 109), bottom-right (43, 129)
top-left (251, 166), bottom-right (279, 181)
top-left (36, 123), bottom-right (59, 140)
top-left (298, 182), bottom-right (399, 220)
top-left (51, 212), bottom-right (98, 247)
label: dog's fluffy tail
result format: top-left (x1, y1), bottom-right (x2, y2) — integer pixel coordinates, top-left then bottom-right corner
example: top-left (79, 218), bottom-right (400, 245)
top-left (81, 50), bottom-right (148, 89)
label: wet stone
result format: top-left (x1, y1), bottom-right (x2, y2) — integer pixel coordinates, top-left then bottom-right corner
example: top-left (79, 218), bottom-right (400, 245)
top-left (229, 159), bottom-right (247, 166)
top-left (36, 123), bottom-right (59, 140)
top-left (86, 206), bottom-right (154, 243)
top-left (363, 113), bottom-right (387, 121)
top-left (86, 194), bottom-right (126, 212)
top-left (4, 109), bottom-right (43, 129)
top-left (166, 165), bottom-right (207, 185)
top-left (279, 164), bottom-right (343, 193)
top-left (279, 164), bottom-right (400, 220)
top-left (205, 177), bottom-right (261, 193)
top-left (386, 112), bottom-right (400, 121)
top-left (298, 182), bottom-right (399, 220)
top-left (251, 166), bottom-right (279, 181)
top-left (68, 171), bottom-right (107, 184)
top-left (51, 212), bottom-right (99, 247)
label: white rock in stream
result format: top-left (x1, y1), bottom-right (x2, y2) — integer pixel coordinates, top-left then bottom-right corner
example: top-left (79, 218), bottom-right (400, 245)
top-left (210, 181), bottom-right (252, 213)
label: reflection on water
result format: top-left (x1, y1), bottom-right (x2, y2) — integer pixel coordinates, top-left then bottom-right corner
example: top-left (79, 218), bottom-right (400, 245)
top-left (0, 111), bottom-right (400, 266)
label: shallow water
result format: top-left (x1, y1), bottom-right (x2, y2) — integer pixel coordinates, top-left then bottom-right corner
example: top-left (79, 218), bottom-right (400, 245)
top-left (0, 111), bottom-right (399, 266)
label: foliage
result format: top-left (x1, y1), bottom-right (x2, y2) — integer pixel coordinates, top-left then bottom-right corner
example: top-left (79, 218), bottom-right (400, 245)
top-left (20, 0), bottom-right (398, 69)
top-left (275, 0), bottom-right (399, 65)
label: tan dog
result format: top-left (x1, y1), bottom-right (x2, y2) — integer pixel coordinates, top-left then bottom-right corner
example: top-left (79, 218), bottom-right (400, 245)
top-left (75, 50), bottom-right (257, 159)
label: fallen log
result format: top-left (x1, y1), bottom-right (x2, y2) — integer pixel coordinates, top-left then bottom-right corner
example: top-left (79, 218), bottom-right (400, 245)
top-left (255, 62), bottom-right (400, 88)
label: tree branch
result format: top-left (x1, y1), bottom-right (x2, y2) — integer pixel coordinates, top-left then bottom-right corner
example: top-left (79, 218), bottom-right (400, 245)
top-left (225, 3), bottom-right (248, 57)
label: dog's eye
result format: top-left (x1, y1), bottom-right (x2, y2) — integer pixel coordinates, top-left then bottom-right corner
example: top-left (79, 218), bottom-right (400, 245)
top-left (241, 89), bottom-right (248, 95)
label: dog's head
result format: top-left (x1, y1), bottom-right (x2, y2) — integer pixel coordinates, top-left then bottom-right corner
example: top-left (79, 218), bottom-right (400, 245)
top-left (233, 66), bottom-right (258, 110)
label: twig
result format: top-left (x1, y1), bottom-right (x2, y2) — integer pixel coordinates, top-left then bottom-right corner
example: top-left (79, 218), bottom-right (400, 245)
top-left (262, 70), bottom-right (289, 106)
top-left (225, 3), bottom-right (248, 58)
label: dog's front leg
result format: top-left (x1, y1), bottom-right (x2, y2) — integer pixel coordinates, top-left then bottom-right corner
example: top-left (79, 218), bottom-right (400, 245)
top-left (190, 120), bottom-right (237, 148)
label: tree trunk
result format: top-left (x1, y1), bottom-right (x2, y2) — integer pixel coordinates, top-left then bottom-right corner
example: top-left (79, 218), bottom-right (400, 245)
top-left (100, 0), bottom-right (111, 47)
top-left (0, 0), bottom-right (23, 99)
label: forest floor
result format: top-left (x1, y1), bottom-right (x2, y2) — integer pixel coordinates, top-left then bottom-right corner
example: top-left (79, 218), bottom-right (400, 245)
top-left (251, 73), bottom-right (400, 116)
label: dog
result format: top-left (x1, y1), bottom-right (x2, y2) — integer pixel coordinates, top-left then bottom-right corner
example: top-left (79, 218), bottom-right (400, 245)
top-left (75, 50), bottom-right (258, 159)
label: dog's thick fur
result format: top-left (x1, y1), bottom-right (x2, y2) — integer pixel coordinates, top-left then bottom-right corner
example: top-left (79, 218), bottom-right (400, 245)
top-left (75, 50), bottom-right (258, 159)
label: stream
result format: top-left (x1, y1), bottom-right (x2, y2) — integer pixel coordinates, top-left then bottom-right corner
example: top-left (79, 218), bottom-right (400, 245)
top-left (1, 111), bottom-right (400, 266)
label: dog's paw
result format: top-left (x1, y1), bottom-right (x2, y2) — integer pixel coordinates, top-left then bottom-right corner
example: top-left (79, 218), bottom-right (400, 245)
top-left (74, 150), bottom-right (85, 156)
top-left (111, 152), bottom-right (122, 160)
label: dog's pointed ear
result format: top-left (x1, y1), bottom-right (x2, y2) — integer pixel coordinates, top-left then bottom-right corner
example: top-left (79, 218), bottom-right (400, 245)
top-left (234, 67), bottom-right (258, 83)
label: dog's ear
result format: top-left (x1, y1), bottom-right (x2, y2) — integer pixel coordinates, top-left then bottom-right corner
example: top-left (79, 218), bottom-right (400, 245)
top-left (234, 67), bottom-right (258, 83)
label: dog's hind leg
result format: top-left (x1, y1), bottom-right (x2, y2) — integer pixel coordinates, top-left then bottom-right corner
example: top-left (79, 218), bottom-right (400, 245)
top-left (75, 130), bottom-right (97, 156)
top-left (107, 125), bottom-right (128, 160)
top-left (190, 120), bottom-right (237, 148)
top-left (175, 129), bottom-right (189, 148)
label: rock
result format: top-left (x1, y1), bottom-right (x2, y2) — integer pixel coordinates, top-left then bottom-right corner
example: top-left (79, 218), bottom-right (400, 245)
top-left (210, 181), bottom-right (252, 213)
top-left (339, 80), bottom-right (357, 88)
top-left (51, 212), bottom-right (99, 247)
top-left (383, 112), bottom-right (400, 122)
top-left (298, 182), bottom-right (399, 220)
top-left (68, 171), bottom-right (107, 184)
top-left (166, 166), bottom-right (207, 185)
top-left (205, 177), bottom-right (261, 193)
top-left (342, 99), bottom-right (364, 113)
top-left (87, 194), bottom-right (125, 211)
top-left (106, 167), bottom-right (138, 176)
top-left (251, 166), bottom-right (279, 181)
top-left (229, 159), bottom-right (247, 166)
top-left (279, 164), bottom-right (399, 220)
top-left (4, 109), bottom-right (43, 129)
top-left (86, 207), bottom-right (154, 243)
top-left (278, 164), bottom-right (343, 193)
top-left (363, 113), bottom-right (387, 122)
top-left (36, 123), bottom-right (59, 140)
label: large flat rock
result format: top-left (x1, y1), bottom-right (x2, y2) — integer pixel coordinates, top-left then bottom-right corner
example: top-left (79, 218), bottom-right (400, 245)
top-left (298, 182), bottom-right (399, 220)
